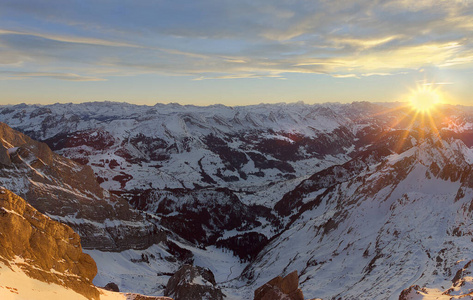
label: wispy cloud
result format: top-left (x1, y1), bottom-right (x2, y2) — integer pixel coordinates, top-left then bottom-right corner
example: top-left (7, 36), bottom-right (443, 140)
top-left (0, 71), bottom-right (106, 81)
top-left (420, 81), bottom-right (455, 86)
top-left (0, 29), bottom-right (140, 48)
top-left (0, 0), bottom-right (472, 81)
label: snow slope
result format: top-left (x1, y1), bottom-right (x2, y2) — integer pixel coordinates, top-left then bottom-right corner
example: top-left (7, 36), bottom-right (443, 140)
top-left (237, 135), bottom-right (473, 299)
top-left (4, 102), bottom-right (473, 299)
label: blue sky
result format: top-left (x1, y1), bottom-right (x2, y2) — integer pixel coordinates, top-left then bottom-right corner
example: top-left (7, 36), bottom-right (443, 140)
top-left (0, 0), bottom-right (472, 106)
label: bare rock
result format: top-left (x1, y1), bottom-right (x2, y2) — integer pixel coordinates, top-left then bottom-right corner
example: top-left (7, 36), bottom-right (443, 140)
top-left (0, 144), bottom-right (11, 166)
top-left (280, 270), bottom-right (300, 294)
top-left (255, 270), bottom-right (304, 300)
top-left (104, 282), bottom-right (120, 292)
top-left (126, 294), bottom-right (174, 300)
top-left (0, 188), bottom-right (99, 299)
top-left (164, 264), bottom-right (225, 300)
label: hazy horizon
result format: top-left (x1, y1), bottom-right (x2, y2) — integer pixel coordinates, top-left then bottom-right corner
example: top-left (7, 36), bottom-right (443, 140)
top-left (0, 1), bottom-right (472, 106)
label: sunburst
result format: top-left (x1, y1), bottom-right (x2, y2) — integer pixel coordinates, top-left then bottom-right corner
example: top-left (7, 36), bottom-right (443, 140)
top-left (408, 85), bottom-right (442, 113)
top-left (357, 84), bottom-right (450, 153)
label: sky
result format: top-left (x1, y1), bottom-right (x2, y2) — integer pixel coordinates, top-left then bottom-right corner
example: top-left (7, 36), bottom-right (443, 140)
top-left (0, 0), bottom-right (472, 106)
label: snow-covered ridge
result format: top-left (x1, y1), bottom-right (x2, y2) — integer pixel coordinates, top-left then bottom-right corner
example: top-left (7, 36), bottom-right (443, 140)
top-left (0, 101), bottom-right (413, 192)
top-left (2, 101), bottom-right (353, 138)
top-left (4, 101), bottom-right (473, 299)
top-left (0, 101), bottom-right (371, 191)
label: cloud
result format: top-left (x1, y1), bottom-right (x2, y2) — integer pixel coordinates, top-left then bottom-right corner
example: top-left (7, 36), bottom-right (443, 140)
top-left (332, 74), bottom-right (360, 79)
top-left (0, 0), bottom-right (472, 81)
top-left (0, 71), bottom-right (106, 81)
top-left (421, 81), bottom-right (454, 86)
top-left (0, 29), bottom-right (139, 48)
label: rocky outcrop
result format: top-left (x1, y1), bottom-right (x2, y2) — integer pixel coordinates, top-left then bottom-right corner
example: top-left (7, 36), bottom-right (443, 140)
top-left (0, 122), bottom-right (165, 251)
top-left (0, 143), bottom-right (11, 166)
top-left (254, 271), bottom-right (304, 300)
top-left (164, 264), bottom-right (225, 300)
top-left (103, 282), bottom-right (120, 292)
top-left (133, 187), bottom-right (274, 247)
top-left (0, 187), bottom-right (99, 299)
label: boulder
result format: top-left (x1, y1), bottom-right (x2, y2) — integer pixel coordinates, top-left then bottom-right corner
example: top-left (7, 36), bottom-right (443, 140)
top-left (255, 270), bottom-right (304, 300)
top-left (104, 282), bottom-right (120, 292)
top-left (164, 264), bottom-right (225, 300)
top-left (126, 294), bottom-right (174, 300)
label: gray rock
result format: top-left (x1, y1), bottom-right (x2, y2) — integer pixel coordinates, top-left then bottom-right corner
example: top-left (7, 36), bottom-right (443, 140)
top-left (164, 264), bottom-right (225, 300)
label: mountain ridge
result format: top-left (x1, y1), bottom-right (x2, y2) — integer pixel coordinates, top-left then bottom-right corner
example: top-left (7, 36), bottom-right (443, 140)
top-left (0, 121), bottom-right (164, 252)
top-left (3, 101), bottom-right (473, 299)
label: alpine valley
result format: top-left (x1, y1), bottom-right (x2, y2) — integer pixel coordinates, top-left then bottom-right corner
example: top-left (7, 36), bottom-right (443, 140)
top-left (2, 101), bottom-right (473, 299)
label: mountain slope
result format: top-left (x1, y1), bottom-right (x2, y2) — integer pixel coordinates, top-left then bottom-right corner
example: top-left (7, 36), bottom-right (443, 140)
top-left (0, 122), bottom-right (164, 251)
top-left (0, 187), bottom-right (173, 300)
top-left (237, 132), bottom-right (473, 299)
top-left (4, 101), bottom-right (473, 298)
top-left (0, 101), bottom-right (360, 191)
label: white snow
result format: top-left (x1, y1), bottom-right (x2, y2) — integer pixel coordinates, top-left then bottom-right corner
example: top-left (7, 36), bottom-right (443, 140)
top-left (85, 244), bottom-right (177, 296)
top-left (0, 259), bottom-right (128, 300)
top-left (4, 102), bottom-right (473, 299)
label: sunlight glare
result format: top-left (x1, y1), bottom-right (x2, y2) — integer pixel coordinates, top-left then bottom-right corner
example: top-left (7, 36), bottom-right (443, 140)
top-left (409, 86), bottom-right (442, 113)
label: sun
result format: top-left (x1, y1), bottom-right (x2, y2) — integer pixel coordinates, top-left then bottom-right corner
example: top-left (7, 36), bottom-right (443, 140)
top-left (408, 86), bottom-right (442, 113)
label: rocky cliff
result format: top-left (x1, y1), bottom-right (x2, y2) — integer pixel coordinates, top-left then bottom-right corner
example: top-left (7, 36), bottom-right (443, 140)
top-left (0, 187), bottom-right (99, 299)
top-left (254, 270), bottom-right (304, 300)
top-left (164, 264), bottom-right (225, 300)
top-left (0, 122), bottom-right (164, 251)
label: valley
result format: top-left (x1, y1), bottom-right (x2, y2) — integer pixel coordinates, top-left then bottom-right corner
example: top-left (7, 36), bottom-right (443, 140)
top-left (1, 101), bottom-right (473, 299)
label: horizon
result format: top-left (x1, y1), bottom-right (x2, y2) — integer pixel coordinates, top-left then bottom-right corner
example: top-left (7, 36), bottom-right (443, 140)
top-left (0, 99), bottom-right (425, 108)
top-left (0, 1), bottom-right (472, 106)
top-left (2, 99), bottom-right (473, 112)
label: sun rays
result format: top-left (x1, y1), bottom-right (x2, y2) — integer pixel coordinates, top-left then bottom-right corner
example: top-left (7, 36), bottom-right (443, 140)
top-left (356, 84), bottom-right (450, 153)
top-left (408, 85), bottom-right (442, 113)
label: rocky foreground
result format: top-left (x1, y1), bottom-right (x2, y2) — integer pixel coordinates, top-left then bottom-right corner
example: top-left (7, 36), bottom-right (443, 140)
top-left (0, 185), bottom-right (310, 300)
top-left (0, 187), bottom-right (172, 300)
top-left (0, 187), bottom-right (99, 298)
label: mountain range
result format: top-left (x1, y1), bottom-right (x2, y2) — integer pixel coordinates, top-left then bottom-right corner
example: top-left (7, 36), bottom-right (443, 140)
top-left (1, 101), bottom-right (473, 299)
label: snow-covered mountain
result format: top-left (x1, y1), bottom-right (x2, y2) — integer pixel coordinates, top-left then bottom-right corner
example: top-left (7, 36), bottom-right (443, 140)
top-left (0, 122), bottom-right (163, 251)
top-left (238, 134), bottom-right (473, 299)
top-left (0, 101), bottom-right (363, 191)
top-left (3, 101), bottom-right (473, 299)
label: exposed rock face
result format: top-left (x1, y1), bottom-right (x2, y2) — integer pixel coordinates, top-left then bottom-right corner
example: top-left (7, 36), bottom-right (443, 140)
top-left (254, 271), bottom-right (304, 300)
top-left (0, 122), bottom-right (164, 251)
top-left (164, 264), bottom-right (225, 300)
top-left (131, 187), bottom-right (275, 248)
top-left (398, 285), bottom-right (423, 300)
top-left (0, 187), bottom-right (99, 299)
